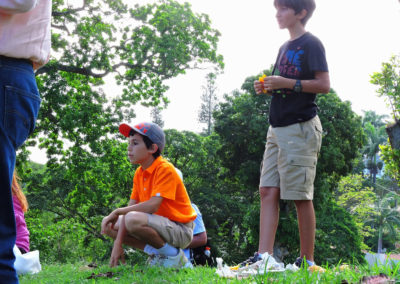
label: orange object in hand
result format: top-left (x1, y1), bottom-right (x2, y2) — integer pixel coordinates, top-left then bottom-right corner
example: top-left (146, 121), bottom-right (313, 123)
top-left (258, 74), bottom-right (267, 93)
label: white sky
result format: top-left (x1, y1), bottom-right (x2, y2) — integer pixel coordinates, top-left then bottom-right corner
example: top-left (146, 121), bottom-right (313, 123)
top-left (29, 0), bottom-right (400, 163)
top-left (142, 0), bottom-right (400, 132)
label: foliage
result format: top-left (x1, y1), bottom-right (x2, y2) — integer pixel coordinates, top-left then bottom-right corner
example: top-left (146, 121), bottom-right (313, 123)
top-left (380, 144), bottom-right (400, 184)
top-left (365, 191), bottom-right (400, 253)
top-left (361, 111), bottom-right (388, 183)
top-left (370, 55), bottom-right (400, 184)
top-left (26, 210), bottom-right (108, 264)
top-left (315, 201), bottom-right (365, 264)
top-left (28, 0), bottom-right (223, 165)
top-left (370, 55), bottom-right (400, 121)
top-left (335, 175), bottom-right (377, 250)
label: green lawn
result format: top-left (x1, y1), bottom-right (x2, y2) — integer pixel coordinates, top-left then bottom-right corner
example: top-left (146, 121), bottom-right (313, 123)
top-left (19, 261), bottom-right (400, 284)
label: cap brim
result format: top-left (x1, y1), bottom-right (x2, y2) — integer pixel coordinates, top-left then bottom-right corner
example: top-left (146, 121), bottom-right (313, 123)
top-left (119, 123), bottom-right (133, 137)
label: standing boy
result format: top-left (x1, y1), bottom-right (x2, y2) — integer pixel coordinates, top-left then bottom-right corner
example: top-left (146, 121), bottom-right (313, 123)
top-left (101, 122), bottom-right (196, 269)
top-left (240, 0), bottom-right (330, 268)
top-left (0, 0), bottom-right (51, 282)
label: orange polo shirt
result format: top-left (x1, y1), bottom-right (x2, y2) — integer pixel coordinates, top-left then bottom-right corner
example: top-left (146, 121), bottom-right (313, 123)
top-left (130, 156), bottom-right (196, 223)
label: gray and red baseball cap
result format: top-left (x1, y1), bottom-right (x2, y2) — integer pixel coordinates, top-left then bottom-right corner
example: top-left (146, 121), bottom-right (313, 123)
top-left (119, 122), bottom-right (165, 153)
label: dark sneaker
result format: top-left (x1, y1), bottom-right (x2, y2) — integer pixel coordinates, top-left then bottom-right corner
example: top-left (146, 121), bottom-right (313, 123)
top-left (294, 257), bottom-right (305, 268)
top-left (294, 257), bottom-right (325, 272)
top-left (294, 257), bottom-right (315, 268)
top-left (238, 252), bottom-right (262, 268)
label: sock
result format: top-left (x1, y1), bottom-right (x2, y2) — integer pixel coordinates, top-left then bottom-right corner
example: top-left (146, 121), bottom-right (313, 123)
top-left (259, 252), bottom-right (271, 258)
top-left (156, 243), bottom-right (179, 257)
top-left (144, 245), bottom-right (159, 255)
top-left (306, 259), bottom-right (315, 266)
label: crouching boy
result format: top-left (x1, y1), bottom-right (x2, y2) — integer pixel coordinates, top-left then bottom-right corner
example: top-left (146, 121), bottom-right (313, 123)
top-left (101, 122), bottom-right (196, 268)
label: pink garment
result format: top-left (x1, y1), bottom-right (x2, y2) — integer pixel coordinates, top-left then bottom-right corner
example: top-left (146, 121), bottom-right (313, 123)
top-left (0, 0), bottom-right (52, 67)
top-left (12, 195), bottom-right (30, 253)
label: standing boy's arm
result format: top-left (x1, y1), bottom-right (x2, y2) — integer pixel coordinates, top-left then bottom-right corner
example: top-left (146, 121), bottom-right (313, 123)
top-left (263, 71), bottom-right (330, 94)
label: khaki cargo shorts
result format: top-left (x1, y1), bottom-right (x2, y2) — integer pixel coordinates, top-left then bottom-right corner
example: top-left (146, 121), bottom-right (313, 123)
top-left (259, 115), bottom-right (323, 200)
top-left (147, 214), bottom-right (194, 249)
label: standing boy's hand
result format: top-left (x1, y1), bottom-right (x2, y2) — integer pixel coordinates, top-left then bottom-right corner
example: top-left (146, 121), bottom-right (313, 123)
top-left (264, 75), bottom-right (288, 91)
top-left (254, 80), bottom-right (263, 94)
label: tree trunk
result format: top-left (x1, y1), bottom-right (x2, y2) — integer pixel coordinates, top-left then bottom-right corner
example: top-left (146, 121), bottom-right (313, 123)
top-left (386, 120), bottom-right (400, 150)
top-left (377, 227), bottom-right (383, 253)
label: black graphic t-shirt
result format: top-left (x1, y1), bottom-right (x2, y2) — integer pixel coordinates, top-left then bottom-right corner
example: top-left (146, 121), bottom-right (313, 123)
top-left (269, 32), bottom-right (328, 127)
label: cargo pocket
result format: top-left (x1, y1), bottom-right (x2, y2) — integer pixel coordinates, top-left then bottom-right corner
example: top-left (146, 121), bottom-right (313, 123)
top-left (314, 121), bottom-right (323, 153)
top-left (285, 154), bottom-right (317, 192)
top-left (4, 85), bottom-right (41, 148)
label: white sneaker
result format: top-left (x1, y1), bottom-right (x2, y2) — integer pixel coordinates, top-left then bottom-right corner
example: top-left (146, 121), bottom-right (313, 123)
top-left (160, 249), bottom-right (189, 268)
top-left (146, 254), bottom-right (163, 267)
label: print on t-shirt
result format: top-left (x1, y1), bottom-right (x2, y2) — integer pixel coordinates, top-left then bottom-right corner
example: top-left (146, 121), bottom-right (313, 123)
top-left (278, 47), bottom-right (304, 78)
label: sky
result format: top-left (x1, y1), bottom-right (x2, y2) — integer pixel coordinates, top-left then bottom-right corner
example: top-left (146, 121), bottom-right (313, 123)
top-left (29, 0), bottom-right (400, 163)
top-left (137, 0), bottom-right (400, 132)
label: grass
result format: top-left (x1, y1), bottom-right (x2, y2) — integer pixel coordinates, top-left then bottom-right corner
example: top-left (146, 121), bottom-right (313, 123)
top-left (19, 260), bottom-right (400, 284)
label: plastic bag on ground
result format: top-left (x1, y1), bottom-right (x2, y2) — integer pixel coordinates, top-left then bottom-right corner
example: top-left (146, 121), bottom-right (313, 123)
top-left (13, 245), bottom-right (42, 275)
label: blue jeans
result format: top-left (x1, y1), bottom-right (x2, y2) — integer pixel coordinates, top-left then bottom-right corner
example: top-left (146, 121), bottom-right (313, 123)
top-left (0, 56), bottom-right (41, 283)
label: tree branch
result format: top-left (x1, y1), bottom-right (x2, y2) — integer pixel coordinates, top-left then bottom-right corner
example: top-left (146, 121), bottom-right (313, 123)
top-left (52, 0), bottom-right (88, 17)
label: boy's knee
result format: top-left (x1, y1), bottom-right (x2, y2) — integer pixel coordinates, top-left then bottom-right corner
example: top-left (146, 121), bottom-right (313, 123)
top-left (259, 186), bottom-right (279, 200)
top-left (125, 211), bottom-right (148, 233)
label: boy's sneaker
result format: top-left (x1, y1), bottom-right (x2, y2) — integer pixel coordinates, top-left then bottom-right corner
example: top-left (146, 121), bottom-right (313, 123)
top-left (238, 252), bottom-right (263, 268)
top-left (293, 257), bottom-right (325, 272)
top-left (294, 257), bottom-right (314, 268)
top-left (160, 249), bottom-right (189, 269)
top-left (146, 254), bottom-right (163, 267)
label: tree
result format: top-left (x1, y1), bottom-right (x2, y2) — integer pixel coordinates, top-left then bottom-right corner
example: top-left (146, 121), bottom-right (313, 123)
top-left (361, 111), bottom-right (388, 183)
top-left (198, 72), bottom-right (219, 136)
top-left (370, 55), bottom-right (400, 122)
top-left (151, 107), bottom-right (164, 128)
top-left (28, 0), bottom-right (223, 165)
top-left (366, 191), bottom-right (400, 253)
top-left (18, 0), bottom-right (224, 261)
top-left (335, 174), bottom-right (377, 250)
top-left (362, 111), bottom-right (388, 129)
top-left (362, 121), bottom-right (387, 184)
top-left (370, 55), bottom-right (400, 185)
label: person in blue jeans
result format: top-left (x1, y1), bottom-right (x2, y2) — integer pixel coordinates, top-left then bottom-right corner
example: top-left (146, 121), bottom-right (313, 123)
top-left (0, 0), bottom-right (51, 282)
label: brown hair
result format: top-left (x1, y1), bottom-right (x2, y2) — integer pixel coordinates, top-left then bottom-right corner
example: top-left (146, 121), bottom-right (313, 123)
top-left (12, 171), bottom-right (28, 213)
top-left (274, 0), bottom-right (316, 26)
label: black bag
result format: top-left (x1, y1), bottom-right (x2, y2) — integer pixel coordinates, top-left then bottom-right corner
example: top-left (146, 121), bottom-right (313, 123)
top-left (191, 239), bottom-right (214, 267)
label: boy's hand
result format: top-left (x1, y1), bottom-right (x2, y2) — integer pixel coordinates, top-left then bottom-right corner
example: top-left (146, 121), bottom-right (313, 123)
top-left (109, 242), bottom-right (126, 267)
top-left (101, 210), bottom-right (119, 235)
top-left (264, 75), bottom-right (286, 91)
top-left (254, 80), bottom-right (263, 94)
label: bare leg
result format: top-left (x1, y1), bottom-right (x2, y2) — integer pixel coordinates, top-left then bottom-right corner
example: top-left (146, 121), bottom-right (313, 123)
top-left (124, 211), bottom-right (165, 249)
top-left (102, 217), bottom-right (147, 251)
top-left (294, 200), bottom-right (315, 262)
top-left (102, 212), bottom-right (166, 250)
top-left (258, 186), bottom-right (280, 254)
